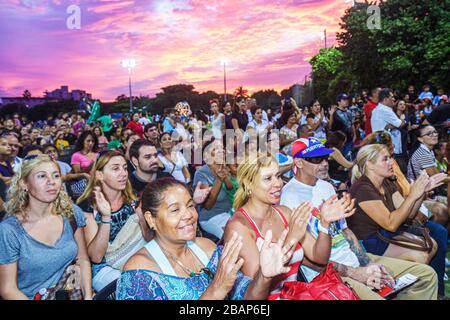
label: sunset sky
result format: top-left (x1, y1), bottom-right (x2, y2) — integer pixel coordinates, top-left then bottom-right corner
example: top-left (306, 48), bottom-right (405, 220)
top-left (0, 0), bottom-right (353, 101)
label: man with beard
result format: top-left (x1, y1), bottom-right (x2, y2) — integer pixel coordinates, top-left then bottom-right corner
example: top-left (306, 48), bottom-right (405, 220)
top-left (144, 123), bottom-right (160, 150)
top-left (280, 138), bottom-right (438, 300)
top-left (128, 139), bottom-right (171, 196)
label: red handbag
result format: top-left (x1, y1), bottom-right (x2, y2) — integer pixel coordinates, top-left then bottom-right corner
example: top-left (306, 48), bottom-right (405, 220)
top-left (279, 263), bottom-right (360, 300)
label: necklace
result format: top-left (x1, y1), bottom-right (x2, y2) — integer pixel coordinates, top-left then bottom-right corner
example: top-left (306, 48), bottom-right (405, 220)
top-left (158, 242), bottom-right (202, 277)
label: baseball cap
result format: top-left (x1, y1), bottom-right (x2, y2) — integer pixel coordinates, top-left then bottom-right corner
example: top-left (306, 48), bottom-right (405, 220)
top-left (291, 137), bottom-right (334, 158)
top-left (336, 93), bottom-right (349, 103)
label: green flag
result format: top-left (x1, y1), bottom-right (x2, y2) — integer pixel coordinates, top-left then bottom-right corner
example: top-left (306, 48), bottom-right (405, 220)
top-left (87, 100), bottom-right (101, 124)
top-left (97, 114), bottom-right (113, 133)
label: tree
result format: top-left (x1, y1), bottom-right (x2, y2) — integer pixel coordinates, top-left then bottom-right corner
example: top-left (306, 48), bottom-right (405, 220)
top-left (233, 86), bottom-right (249, 98)
top-left (0, 103), bottom-right (28, 118)
top-left (251, 89), bottom-right (281, 109)
top-left (22, 90), bottom-right (32, 99)
top-left (115, 94), bottom-right (128, 102)
top-left (310, 0), bottom-right (450, 104)
top-left (26, 100), bottom-right (78, 121)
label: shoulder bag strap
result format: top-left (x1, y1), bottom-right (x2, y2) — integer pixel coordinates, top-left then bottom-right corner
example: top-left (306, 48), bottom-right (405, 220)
top-left (376, 231), bottom-right (432, 252)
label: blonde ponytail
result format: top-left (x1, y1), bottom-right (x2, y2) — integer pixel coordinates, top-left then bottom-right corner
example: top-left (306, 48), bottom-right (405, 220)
top-left (353, 144), bottom-right (387, 182)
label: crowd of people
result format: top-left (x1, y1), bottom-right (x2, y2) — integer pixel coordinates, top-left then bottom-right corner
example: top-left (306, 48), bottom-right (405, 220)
top-left (0, 83), bottom-right (448, 300)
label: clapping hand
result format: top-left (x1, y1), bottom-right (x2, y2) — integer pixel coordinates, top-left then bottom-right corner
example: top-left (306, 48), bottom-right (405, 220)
top-left (320, 193), bottom-right (355, 227)
top-left (424, 172), bottom-right (447, 192)
top-left (260, 229), bottom-right (296, 278)
top-left (409, 173), bottom-right (430, 200)
top-left (287, 202), bottom-right (311, 243)
top-left (330, 105), bottom-right (337, 115)
top-left (214, 165), bottom-right (229, 181)
top-left (92, 186), bottom-right (111, 218)
top-left (193, 182), bottom-right (212, 205)
top-left (211, 232), bottom-right (245, 298)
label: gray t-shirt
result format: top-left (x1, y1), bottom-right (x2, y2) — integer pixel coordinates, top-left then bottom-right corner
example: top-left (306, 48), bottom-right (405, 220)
top-left (0, 205), bottom-right (86, 299)
top-left (193, 165), bottom-right (232, 222)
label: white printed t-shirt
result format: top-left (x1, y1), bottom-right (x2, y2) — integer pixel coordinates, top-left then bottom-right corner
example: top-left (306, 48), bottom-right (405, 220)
top-left (280, 177), bottom-right (360, 279)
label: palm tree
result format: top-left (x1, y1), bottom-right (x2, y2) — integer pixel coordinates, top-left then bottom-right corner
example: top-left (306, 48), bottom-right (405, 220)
top-left (233, 86), bottom-right (249, 98)
top-left (23, 90), bottom-right (32, 99)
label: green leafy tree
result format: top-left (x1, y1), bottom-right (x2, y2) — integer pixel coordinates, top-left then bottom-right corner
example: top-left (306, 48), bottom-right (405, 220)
top-left (309, 47), bottom-right (345, 106)
top-left (310, 0), bottom-right (450, 104)
top-left (251, 89), bottom-right (281, 109)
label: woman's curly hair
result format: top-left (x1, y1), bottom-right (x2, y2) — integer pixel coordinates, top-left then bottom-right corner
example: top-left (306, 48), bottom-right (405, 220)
top-left (4, 155), bottom-right (73, 221)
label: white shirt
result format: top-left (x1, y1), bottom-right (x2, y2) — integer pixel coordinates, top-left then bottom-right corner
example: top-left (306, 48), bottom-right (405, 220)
top-left (280, 178), bottom-right (360, 277)
top-left (246, 119), bottom-right (269, 135)
top-left (371, 103), bottom-right (402, 132)
top-left (174, 123), bottom-right (190, 141)
top-left (371, 103), bottom-right (403, 155)
top-left (210, 113), bottom-right (224, 139)
top-left (158, 152), bottom-right (189, 184)
top-left (139, 117), bottom-right (151, 126)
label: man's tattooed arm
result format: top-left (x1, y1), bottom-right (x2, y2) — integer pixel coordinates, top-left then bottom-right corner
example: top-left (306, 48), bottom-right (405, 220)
top-left (333, 262), bottom-right (352, 277)
top-left (343, 228), bottom-right (371, 267)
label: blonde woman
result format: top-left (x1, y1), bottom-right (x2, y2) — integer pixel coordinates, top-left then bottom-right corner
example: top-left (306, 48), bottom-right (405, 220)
top-left (224, 153), bottom-right (355, 299)
top-left (77, 150), bottom-right (145, 293)
top-left (0, 155), bottom-right (92, 300)
top-left (348, 144), bottom-right (445, 265)
top-left (359, 132), bottom-right (449, 298)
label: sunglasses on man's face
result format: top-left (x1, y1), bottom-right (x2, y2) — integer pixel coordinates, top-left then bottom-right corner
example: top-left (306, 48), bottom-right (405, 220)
top-left (302, 155), bottom-right (329, 164)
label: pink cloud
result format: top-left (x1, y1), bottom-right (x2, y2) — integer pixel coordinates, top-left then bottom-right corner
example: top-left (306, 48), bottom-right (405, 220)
top-left (1, 0), bottom-right (351, 101)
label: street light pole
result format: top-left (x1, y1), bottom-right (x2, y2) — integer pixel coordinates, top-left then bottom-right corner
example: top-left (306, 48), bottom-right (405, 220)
top-left (121, 59), bottom-right (136, 114)
top-left (128, 68), bottom-right (133, 113)
top-left (220, 58), bottom-right (229, 103)
top-left (223, 62), bottom-right (227, 103)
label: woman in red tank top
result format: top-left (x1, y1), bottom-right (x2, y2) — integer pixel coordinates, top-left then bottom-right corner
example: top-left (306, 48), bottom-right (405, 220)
top-left (224, 154), bottom-right (356, 299)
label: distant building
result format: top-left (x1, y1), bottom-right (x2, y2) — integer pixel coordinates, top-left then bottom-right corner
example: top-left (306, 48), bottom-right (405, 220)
top-left (45, 86), bottom-right (92, 101)
top-left (1, 85), bottom-right (93, 108)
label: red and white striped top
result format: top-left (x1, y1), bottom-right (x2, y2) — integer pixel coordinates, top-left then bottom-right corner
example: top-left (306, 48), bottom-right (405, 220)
top-left (237, 206), bottom-right (304, 300)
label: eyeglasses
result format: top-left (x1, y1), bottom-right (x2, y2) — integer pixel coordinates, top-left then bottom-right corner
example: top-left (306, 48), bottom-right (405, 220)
top-left (421, 130), bottom-right (438, 137)
top-left (302, 155), bottom-right (329, 164)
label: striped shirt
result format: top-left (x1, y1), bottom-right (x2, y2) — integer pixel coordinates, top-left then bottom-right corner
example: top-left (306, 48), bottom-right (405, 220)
top-left (407, 144), bottom-right (436, 181)
top-left (237, 206), bottom-right (303, 300)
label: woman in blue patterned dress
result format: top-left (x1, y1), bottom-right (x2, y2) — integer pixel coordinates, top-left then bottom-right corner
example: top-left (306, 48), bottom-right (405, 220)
top-left (117, 178), bottom-right (295, 300)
